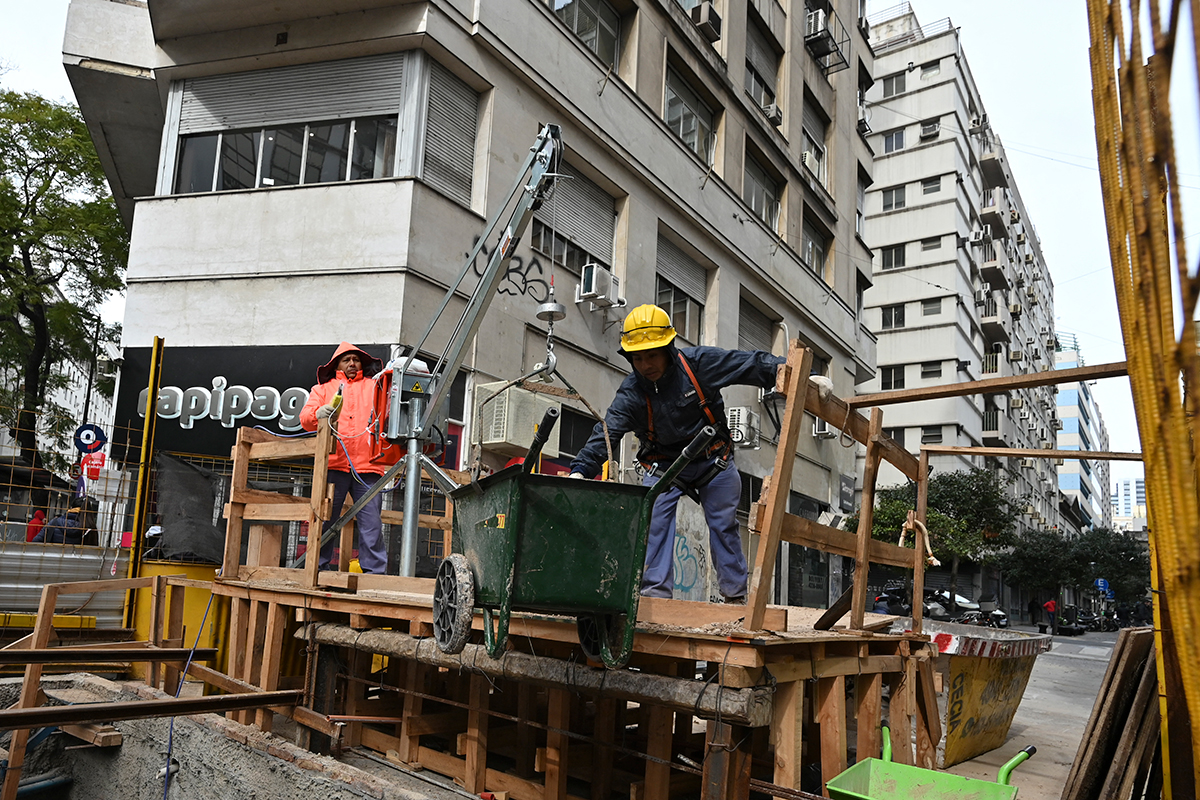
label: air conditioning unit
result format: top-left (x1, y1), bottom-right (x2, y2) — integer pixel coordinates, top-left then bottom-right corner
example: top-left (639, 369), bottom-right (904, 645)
top-left (969, 230), bottom-right (986, 245)
top-left (857, 103), bottom-right (871, 135)
top-left (726, 406), bottom-right (761, 448)
top-left (1016, 232), bottom-right (1027, 244)
top-left (812, 416), bottom-right (838, 440)
top-left (1009, 350), bottom-right (1024, 362)
top-left (1045, 336), bottom-right (1056, 348)
top-left (1053, 419), bottom-right (1064, 430)
top-left (1008, 303), bottom-right (1022, 315)
top-left (1024, 252), bottom-right (1034, 264)
top-left (1010, 397), bottom-right (1025, 409)
top-left (1031, 348), bottom-right (1041, 359)
top-left (1039, 325), bottom-right (1051, 335)
top-left (973, 289), bottom-right (988, 305)
top-left (691, 0), bottom-right (722, 41)
top-left (1025, 336), bottom-right (1036, 345)
top-left (1024, 503), bottom-right (1037, 515)
top-left (575, 263), bottom-right (623, 308)
top-left (1025, 286), bottom-right (1037, 299)
top-left (1018, 409), bottom-right (1030, 420)
top-left (475, 382), bottom-right (561, 458)
top-left (1041, 440), bottom-right (1054, 449)
top-left (805, 8), bottom-right (827, 38)
top-left (1020, 458), bottom-right (1035, 469)
top-left (920, 121), bottom-right (940, 139)
top-left (1010, 210), bottom-right (1020, 223)
top-left (969, 114), bottom-right (989, 132)
top-left (763, 102), bottom-right (783, 127)
top-left (801, 150), bottom-right (818, 171)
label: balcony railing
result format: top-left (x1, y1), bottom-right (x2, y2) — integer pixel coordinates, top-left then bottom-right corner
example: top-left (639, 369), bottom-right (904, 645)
top-left (805, 4), bottom-right (850, 74)
top-left (982, 352), bottom-right (1000, 374)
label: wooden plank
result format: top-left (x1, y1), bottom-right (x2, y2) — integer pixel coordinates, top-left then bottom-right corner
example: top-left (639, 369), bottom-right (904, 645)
top-left (747, 344), bottom-right (812, 630)
top-left (855, 644), bottom-right (883, 762)
top-left (185, 662), bottom-right (262, 694)
top-left (913, 657), bottom-right (940, 771)
top-left (232, 488), bottom-right (310, 507)
top-left (246, 437), bottom-right (322, 462)
top-left (146, 575), bottom-right (167, 689)
top-left (816, 674), bottom-right (847, 795)
top-left (255, 602), bottom-right (289, 731)
top-left (400, 662), bottom-right (425, 763)
top-left (43, 576), bottom-right (157, 595)
top-left (516, 683), bottom-right (538, 779)
top-left (701, 721), bottom-right (733, 800)
top-left (544, 688), bottom-right (570, 800)
top-left (643, 704), bottom-right (673, 800)
top-left (848, 360), bottom-right (1129, 407)
top-left (379, 510), bottom-right (453, 530)
top-left (305, 421), bottom-right (334, 589)
top-left (803, 382), bottom-right (918, 480)
top-left (591, 697), bottom-right (616, 800)
top-left (1, 584), bottom-right (59, 800)
top-left (771, 679), bottom-right (804, 789)
top-left (1100, 643), bottom-right (1159, 799)
top-left (814, 587), bottom-right (852, 631)
top-left (464, 674), bottom-right (490, 794)
top-left (636, 596), bottom-right (787, 630)
top-left (912, 452), bottom-right (930, 634)
top-left (0, 690), bottom-right (302, 730)
top-left (0, 648), bottom-right (216, 665)
top-left (224, 502), bottom-right (319, 522)
top-left (222, 432), bottom-right (253, 579)
top-left (163, 582), bottom-right (187, 696)
top-left (337, 517), bottom-right (355, 572)
top-left (60, 722), bottom-right (122, 747)
top-left (246, 523), bottom-right (283, 569)
top-left (921, 444), bottom-right (1142, 461)
top-left (753, 507), bottom-right (916, 568)
top-left (850, 409), bottom-right (884, 630)
top-left (887, 642), bottom-right (914, 766)
top-left (239, 600), bottom-right (268, 725)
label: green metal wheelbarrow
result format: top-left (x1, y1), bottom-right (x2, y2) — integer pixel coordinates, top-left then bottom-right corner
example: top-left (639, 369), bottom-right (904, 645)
top-left (432, 407), bottom-right (716, 668)
top-left (826, 723), bottom-right (1036, 800)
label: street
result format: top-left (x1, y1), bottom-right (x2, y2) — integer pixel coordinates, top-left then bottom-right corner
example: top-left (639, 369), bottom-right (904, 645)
top-left (939, 627), bottom-right (1119, 799)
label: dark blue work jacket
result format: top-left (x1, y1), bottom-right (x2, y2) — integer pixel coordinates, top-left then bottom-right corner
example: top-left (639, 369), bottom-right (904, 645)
top-left (569, 343), bottom-right (784, 477)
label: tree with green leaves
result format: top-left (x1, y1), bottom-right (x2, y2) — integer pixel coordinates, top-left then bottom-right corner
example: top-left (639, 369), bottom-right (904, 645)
top-left (0, 89), bottom-right (127, 473)
top-left (846, 467), bottom-right (1021, 614)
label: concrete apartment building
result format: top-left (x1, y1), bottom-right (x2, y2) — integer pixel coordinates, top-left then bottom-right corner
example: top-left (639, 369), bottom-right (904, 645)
top-left (63, 0), bottom-right (878, 600)
top-left (1054, 339), bottom-right (1113, 533)
top-left (860, 4), bottom-right (1062, 533)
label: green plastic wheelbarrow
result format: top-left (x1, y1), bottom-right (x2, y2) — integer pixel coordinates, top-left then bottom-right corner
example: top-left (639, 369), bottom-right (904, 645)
top-left (826, 723), bottom-right (1036, 800)
top-left (433, 407), bottom-right (716, 668)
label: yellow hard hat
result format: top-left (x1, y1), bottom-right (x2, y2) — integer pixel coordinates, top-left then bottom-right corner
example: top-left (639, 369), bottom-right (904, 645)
top-left (620, 304), bottom-right (676, 352)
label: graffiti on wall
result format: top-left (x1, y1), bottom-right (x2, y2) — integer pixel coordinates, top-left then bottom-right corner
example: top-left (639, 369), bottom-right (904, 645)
top-left (468, 237), bottom-right (551, 303)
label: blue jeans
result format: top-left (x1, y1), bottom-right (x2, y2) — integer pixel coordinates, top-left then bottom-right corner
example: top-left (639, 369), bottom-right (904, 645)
top-left (640, 458), bottom-right (747, 599)
top-left (321, 470), bottom-right (387, 574)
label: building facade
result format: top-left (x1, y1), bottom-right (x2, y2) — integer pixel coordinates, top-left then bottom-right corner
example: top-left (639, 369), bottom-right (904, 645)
top-left (859, 4), bottom-right (1061, 532)
top-left (1053, 340), bottom-right (1113, 532)
top-left (1111, 477), bottom-right (1146, 519)
top-left (65, 0), bottom-right (879, 598)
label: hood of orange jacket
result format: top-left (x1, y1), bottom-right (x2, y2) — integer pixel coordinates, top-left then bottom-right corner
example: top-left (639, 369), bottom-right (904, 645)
top-left (316, 342), bottom-right (384, 385)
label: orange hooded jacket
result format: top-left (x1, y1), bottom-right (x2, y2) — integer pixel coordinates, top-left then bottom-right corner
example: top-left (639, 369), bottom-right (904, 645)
top-left (300, 342), bottom-right (400, 475)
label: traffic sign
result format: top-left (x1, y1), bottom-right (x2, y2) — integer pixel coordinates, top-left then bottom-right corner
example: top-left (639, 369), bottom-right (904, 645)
top-left (74, 424), bottom-right (107, 453)
top-left (1106, 589), bottom-right (1116, 601)
top-left (1094, 578), bottom-right (1110, 592)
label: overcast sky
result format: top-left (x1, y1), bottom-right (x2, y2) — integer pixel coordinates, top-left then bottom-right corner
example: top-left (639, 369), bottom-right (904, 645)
top-left (4, 0), bottom-right (1172, 491)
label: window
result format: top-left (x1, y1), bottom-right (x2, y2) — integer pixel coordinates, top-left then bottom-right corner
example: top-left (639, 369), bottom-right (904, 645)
top-left (882, 186), bottom-right (905, 212)
top-left (881, 304), bottom-right (905, 330)
top-left (532, 162), bottom-right (616, 274)
top-left (170, 53), bottom-right (474, 202)
top-left (921, 426), bottom-right (943, 444)
top-left (883, 427), bottom-right (905, 447)
top-left (921, 361), bottom-right (943, 379)
top-left (656, 234), bottom-right (707, 345)
top-left (801, 100), bottom-right (829, 184)
top-left (558, 406), bottom-right (599, 456)
top-left (884, 129), bottom-right (905, 153)
top-left (881, 365), bottom-right (905, 391)
top-left (922, 176), bottom-right (941, 194)
top-left (551, 0), bottom-right (621, 66)
top-left (744, 153), bottom-right (781, 229)
top-left (745, 20), bottom-right (778, 107)
top-left (881, 244), bottom-right (906, 270)
top-left (882, 73), bottom-right (905, 97)
top-left (666, 67), bottom-right (716, 164)
top-left (920, 60), bottom-right (940, 78)
top-left (856, 172), bottom-right (868, 237)
top-left (801, 218), bottom-right (830, 276)
top-left (921, 237), bottom-right (942, 251)
top-left (922, 298), bottom-right (942, 315)
top-left (738, 298), bottom-right (774, 352)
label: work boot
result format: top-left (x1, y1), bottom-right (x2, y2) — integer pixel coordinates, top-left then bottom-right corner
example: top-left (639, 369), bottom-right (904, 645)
top-left (723, 595), bottom-right (746, 605)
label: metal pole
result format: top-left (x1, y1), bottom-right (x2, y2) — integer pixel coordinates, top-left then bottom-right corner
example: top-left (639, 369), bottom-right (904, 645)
top-left (399, 437), bottom-right (422, 577)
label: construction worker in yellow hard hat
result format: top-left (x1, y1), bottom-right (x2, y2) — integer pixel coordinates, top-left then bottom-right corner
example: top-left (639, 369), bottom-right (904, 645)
top-left (569, 303), bottom-right (786, 604)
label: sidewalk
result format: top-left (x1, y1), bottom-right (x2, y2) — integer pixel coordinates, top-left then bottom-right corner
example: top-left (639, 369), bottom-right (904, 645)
top-left (937, 625), bottom-right (1115, 799)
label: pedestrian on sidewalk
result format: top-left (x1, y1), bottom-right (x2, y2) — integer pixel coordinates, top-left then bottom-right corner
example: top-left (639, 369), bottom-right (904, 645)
top-left (1043, 598), bottom-right (1057, 633)
top-left (1027, 597), bottom-right (1040, 625)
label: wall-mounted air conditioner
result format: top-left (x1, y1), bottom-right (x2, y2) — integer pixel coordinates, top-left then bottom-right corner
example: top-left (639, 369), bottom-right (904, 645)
top-left (763, 103), bottom-right (783, 127)
top-left (973, 289), bottom-right (988, 305)
top-left (1045, 336), bottom-right (1056, 349)
top-left (1019, 409), bottom-right (1030, 420)
top-left (475, 381), bottom-right (561, 458)
top-left (1020, 458), bottom-right (1035, 469)
top-left (801, 150), bottom-right (819, 172)
top-left (1010, 397), bottom-right (1025, 409)
top-left (1053, 419), bottom-right (1064, 430)
top-left (575, 263), bottom-right (624, 309)
top-left (1024, 253), bottom-right (1034, 264)
top-left (806, 8), bottom-right (828, 37)
top-left (1009, 350), bottom-right (1024, 362)
top-left (726, 406), bottom-right (761, 448)
top-left (691, 1), bottom-right (722, 42)
top-left (920, 121), bottom-right (940, 139)
top-left (813, 416), bottom-right (838, 440)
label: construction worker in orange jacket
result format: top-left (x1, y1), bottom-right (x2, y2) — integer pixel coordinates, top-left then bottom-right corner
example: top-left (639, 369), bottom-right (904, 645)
top-left (301, 342), bottom-right (390, 573)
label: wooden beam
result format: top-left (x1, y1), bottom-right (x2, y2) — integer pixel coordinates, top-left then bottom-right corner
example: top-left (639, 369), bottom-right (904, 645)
top-left (752, 505), bottom-right (916, 568)
top-left (771, 679), bottom-right (804, 790)
top-left (747, 344), bottom-right (812, 630)
top-left (800, 378), bottom-right (919, 480)
top-left (850, 409), bottom-right (884, 630)
top-left (847, 360), bottom-right (1129, 407)
top-left (854, 644), bottom-right (883, 761)
top-left (464, 674), bottom-right (490, 794)
top-left (921, 445), bottom-right (1142, 461)
top-left (0, 690), bottom-right (302, 730)
top-left (1, 584), bottom-right (60, 800)
top-left (60, 722), bottom-right (122, 747)
top-left (817, 674), bottom-right (847, 791)
top-left (0, 648), bottom-right (217, 665)
top-left (912, 452), bottom-right (930, 635)
top-left (544, 688), bottom-right (570, 800)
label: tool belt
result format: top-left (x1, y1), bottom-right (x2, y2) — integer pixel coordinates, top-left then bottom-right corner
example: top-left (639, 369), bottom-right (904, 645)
top-left (643, 451), bottom-right (731, 504)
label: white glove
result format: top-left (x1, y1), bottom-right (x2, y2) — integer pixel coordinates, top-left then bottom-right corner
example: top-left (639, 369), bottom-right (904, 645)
top-left (568, 472), bottom-right (586, 480)
top-left (315, 404), bottom-right (337, 420)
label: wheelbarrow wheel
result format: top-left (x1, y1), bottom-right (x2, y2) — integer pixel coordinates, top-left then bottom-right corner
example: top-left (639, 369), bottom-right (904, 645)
top-left (576, 614), bottom-right (624, 664)
top-left (433, 554), bottom-right (474, 654)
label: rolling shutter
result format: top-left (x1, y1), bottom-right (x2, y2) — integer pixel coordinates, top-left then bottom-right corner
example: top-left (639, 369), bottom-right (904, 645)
top-left (422, 61), bottom-right (479, 205)
top-left (179, 53), bottom-right (406, 134)
top-left (534, 163), bottom-right (615, 263)
top-left (802, 99), bottom-right (828, 139)
top-left (746, 23), bottom-right (778, 95)
top-left (738, 297), bottom-right (773, 352)
top-left (656, 234), bottom-right (707, 301)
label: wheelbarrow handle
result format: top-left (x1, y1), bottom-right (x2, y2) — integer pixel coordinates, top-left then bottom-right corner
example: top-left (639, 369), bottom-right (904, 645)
top-left (997, 745), bottom-right (1036, 786)
top-left (522, 407), bottom-right (561, 474)
top-left (644, 426), bottom-right (718, 507)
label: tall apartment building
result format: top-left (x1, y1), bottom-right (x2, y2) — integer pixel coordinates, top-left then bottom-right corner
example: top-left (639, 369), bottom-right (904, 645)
top-left (1112, 478), bottom-right (1146, 519)
top-left (1055, 338), bottom-right (1113, 532)
top-left (64, 0), bottom-right (877, 599)
top-left (860, 5), bottom-right (1061, 530)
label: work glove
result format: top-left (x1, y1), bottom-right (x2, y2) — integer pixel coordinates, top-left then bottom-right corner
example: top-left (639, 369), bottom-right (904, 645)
top-left (568, 472), bottom-right (586, 479)
top-left (315, 404), bottom-right (338, 420)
